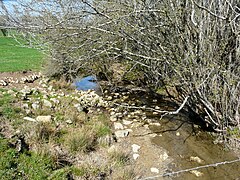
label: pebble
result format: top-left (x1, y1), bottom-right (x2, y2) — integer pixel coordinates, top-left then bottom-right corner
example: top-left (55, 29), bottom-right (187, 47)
top-left (176, 132), bottom-right (180, 136)
top-left (43, 99), bottom-right (52, 108)
top-left (190, 170), bottom-right (203, 177)
top-left (110, 116), bottom-right (117, 122)
top-left (114, 122), bottom-right (124, 130)
top-left (66, 119), bottom-right (73, 124)
top-left (190, 156), bottom-right (204, 164)
top-left (133, 153), bottom-right (139, 160)
top-left (150, 167), bottom-right (159, 174)
top-left (160, 152), bottom-right (169, 161)
top-left (150, 122), bottom-right (161, 126)
top-left (23, 117), bottom-right (37, 122)
top-left (36, 115), bottom-right (51, 123)
top-left (32, 103), bottom-right (40, 110)
top-left (132, 144), bottom-right (141, 153)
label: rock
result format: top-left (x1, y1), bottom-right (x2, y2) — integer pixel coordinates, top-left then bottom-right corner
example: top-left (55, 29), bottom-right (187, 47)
top-left (114, 122), bottom-right (124, 130)
top-left (176, 132), bottom-right (180, 136)
top-left (153, 112), bottom-right (159, 115)
top-left (122, 120), bottom-right (132, 125)
top-left (115, 130), bottom-right (129, 138)
top-left (110, 111), bottom-right (115, 116)
top-left (107, 96), bottom-right (113, 101)
top-left (43, 99), bottom-right (52, 108)
top-left (22, 103), bottom-right (29, 109)
top-left (132, 144), bottom-right (141, 153)
top-left (23, 117), bottom-right (37, 122)
top-left (160, 152), bottom-right (169, 161)
top-left (155, 106), bottom-right (160, 110)
top-left (110, 116), bottom-right (117, 122)
top-left (190, 156), bottom-right (204, 164)
top-left (36, 115), bottom-right (51, 123)
top-left (32, 102), bottom-right (40, 110)
top-left (190, 170), bottom-right (203, 177)
top-left (66, 119), bottom-right (73, 124)
top-left (150, 122), bottom-right (161, 126)
top-left (133, 153), bottom-right (139, 160)
top-left (150, 167), bottom-right (159, 174)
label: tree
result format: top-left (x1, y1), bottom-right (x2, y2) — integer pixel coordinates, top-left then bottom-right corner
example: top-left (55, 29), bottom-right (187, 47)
top-left (1, 0), bottom-right (239, 137)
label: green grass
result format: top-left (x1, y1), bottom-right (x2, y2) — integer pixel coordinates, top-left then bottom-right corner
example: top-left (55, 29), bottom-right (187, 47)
top-left (0, 36), bottom-right (43, 72)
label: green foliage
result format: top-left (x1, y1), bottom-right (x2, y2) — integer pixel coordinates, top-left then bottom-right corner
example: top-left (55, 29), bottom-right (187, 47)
top-left (0, 92), bottom-right (21, 119)
top-left (0, 37), bottom-right (43, 72)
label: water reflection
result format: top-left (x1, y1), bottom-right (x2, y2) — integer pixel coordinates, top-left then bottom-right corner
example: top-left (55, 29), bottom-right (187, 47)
top-left (74, 75), bottom-right (99, 91)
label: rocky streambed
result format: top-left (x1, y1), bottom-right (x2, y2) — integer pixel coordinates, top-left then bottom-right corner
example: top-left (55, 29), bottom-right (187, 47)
top-left (0, 72), bottom-right (239, 179)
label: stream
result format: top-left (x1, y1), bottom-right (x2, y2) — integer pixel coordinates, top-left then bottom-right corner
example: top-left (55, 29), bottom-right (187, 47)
top-left (75, 76), bottom-right (240, 179)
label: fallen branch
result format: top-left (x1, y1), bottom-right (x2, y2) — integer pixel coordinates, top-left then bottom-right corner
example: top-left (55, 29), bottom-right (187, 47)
top-left (140, 158), bottom-right (240, 180)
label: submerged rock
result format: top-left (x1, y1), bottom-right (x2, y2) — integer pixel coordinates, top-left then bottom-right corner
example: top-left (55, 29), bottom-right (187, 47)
top-left (150, 167), bottom-right (159, 174)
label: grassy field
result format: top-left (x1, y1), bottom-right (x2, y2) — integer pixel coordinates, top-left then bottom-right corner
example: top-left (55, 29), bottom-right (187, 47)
top-left (0, 35), bottom-right (43, 72)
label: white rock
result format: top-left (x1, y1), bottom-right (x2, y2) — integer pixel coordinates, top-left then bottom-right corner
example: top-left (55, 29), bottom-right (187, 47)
top-left (110, 116), bottom-right (117, 122)
top-left (133, 153), bottom-right (139, 160)
top-left (36, 115), bottom-right (51, 123)
top-left (110, 111), bottom-right (115, 116)
top-left (132, 144), bottom-right (141, 153)
top-left (32, 103), bottom-right (40, 110)
top-left (107, 96), bottom-right (113, 101)
top-left (114, 122), bottom-right (124, 130)
top-left (150, 122), bottom-right (161, 126)
top-left (23, 117), bottom-right (37, 122)
top-left (190, 170), bottom-right (203, 177)
top-left (190, 156), bottom-right (204, 164)
top-left (155, 106), bottom-right (160, 110)
top-left (150, 167), bottom-right (159, 174)
top-left (115, 130), bottom-right (129, 138)
top-left (160, 152), bottom-right (169, 161)
top-left (122, 120), bottom-right (132, 125)
top-left (22, 103), bottom-right (29, 109)
top-left (43, 99), bottom-right (52, 108)
top-left (66, 119), bottom-right (73, 124)
top-left (176, 132), bottom-right (180, 136)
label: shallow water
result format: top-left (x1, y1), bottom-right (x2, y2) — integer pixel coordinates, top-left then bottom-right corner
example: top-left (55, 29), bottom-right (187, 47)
top-left (125, 91), bottom-right (240, 179)
top-left (149, 116), bottom-right (240, 180)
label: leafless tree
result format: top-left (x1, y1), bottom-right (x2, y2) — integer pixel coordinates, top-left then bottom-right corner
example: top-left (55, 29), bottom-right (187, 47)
top-left (1, 0), bottom-right (239, 137)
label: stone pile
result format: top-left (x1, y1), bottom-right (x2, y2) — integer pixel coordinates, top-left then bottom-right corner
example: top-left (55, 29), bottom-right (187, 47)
top-left (0, 73), bottom-right (41, 86)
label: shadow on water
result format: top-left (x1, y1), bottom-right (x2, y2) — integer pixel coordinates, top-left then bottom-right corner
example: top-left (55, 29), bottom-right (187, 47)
top-left (147, 114), bottom-right (240, 180)
top-left (126, 90), bottom-right (240, 180)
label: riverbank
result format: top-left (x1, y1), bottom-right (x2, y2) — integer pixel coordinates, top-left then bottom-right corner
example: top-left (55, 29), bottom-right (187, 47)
top-left (0, 72), bottom-right (239, 179)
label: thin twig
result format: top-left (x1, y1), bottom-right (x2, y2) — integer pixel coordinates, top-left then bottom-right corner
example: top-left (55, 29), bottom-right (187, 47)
top-left (140, 158), bottom-right (240, 180)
